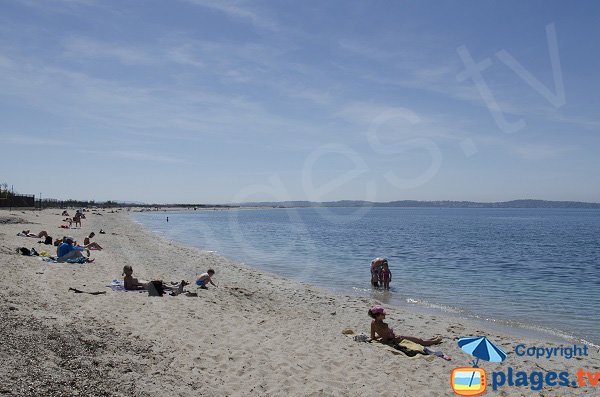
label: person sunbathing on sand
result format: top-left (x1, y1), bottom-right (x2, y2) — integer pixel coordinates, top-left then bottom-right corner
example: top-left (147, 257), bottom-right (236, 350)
top-left (57, 236), bottom-right (94, 263)
top-left (18, 230), bottom-right (48, 238)
top-left (368, 305), bottom-right (442, 346)
top-left (123, 265), bottom-right (188, 295)
top-left (196, 269), bottom-right (217, 289)
top-left (83, 232), bottom-right (103, 250)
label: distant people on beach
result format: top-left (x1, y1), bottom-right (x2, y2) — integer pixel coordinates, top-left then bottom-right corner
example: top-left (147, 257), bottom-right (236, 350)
top-left (62, 210), bottom-right (69, 216)
top-left (166, 216), bottom-right (169, 222)
top-left (368, 305), bottom-right (442, 346)
top-left (196, 269), bottom-right (217, 289)
top-left (73, 211), bottom-right (83, 228)
top-left (57, 236), bottom-right (94, 263)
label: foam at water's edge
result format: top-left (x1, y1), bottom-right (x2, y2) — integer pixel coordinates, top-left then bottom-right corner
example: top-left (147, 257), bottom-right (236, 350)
top-left (399, 294), bottom-right (599, 348)
top-left (352, 285), bottom-right (599, 348)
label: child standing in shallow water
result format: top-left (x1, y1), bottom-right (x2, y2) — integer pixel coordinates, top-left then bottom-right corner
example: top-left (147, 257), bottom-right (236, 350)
top-left (382, 262), bottom-right (392, 290)
top-left (368, 305), bottom-right (442, 346)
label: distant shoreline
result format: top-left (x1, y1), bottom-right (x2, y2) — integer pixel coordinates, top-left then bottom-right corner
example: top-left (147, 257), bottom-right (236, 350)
top-left (9, 198), bottom-right (598, 211)
top-left (235, 199), bottom-right (600, 209)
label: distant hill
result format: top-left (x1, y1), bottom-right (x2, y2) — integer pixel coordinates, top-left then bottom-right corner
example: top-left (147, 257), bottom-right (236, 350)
top-left (237, 199), bottom-right (600, 209)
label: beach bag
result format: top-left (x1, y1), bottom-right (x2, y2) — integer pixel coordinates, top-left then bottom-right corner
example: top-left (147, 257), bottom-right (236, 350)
top-left (44, 236), bottom-right (53, 245)
top-left (147, 280), bottom-right (165, 297)
top-left (17, 247), bottom-right (31, 256)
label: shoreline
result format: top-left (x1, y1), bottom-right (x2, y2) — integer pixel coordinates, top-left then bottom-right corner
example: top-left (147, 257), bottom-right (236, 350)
top-left (1, 208), bottom-right (598, 396)
top-left (133, 208), bottom-right (599, 349)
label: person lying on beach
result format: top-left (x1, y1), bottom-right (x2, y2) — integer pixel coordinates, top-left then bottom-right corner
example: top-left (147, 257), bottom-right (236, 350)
top-left (368, 305), bottom-right (442, 346)
top-left (62, 210), bottom-right (70, 216)
top-left (122, 265), bottom-right (188, 295)
top-left (57, 236), bottom-right (94, 263)
top-left (83, 232), bottom-right (103, 250)
top-left (18, 230), bottom-right (48, 238)
top-left (196, 269), bottom-right (217, 289)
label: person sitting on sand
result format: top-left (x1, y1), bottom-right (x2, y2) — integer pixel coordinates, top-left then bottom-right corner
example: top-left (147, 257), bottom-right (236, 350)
top-left (123, 265), bottom-right (188, 295)
top-left (196, 269), bottom-right (217, 289)
top-left (62, 210), bottom-right (70, 216)
top-left (123, 265), bottom-right (147, 290)
top-left (368, 305), bottom-right (442, 346)
top-left (57, 236), bottom-right (94, 263)
top-left (83, 232), bottom-right (103, 250)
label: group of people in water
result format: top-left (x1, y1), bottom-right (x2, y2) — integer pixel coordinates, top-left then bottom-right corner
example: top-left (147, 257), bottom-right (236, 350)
top-left (370, 257), bottom-right (392, 290)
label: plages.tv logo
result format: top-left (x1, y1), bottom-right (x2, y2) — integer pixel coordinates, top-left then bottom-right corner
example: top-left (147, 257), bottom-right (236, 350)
top-left (450, 336), bottom-right (507, 396)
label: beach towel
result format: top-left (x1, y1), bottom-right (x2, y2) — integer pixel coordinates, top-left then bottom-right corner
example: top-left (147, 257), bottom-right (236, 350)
top-left (107, 279), bottom-right (145, 293)
top-left (40, 256), bottom-right (86, 264)
top-left (393, 339), bottom-right (427, 357)
top-left (107, 279), bottom-right (127, 292)
top-left (342, 329), bottom-right (437, 360)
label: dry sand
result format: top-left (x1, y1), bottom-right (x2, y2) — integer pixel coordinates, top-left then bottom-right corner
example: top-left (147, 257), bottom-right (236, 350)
top-left (1, 208), bottom-right (598, 396)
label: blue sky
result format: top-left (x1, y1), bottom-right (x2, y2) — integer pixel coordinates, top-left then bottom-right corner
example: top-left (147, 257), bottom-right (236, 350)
top-left (1, 0), bottom-right (599, 204)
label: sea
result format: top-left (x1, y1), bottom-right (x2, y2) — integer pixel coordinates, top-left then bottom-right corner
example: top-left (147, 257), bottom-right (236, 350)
top-left (133, 207), bottom-right (600, 345)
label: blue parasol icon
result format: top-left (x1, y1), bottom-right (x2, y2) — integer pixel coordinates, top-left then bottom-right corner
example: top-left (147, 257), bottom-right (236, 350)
top-left (458, 336), bottom-right (507, 387)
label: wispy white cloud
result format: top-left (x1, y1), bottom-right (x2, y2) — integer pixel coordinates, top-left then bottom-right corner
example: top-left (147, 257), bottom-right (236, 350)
top-left (183, 0), bottom-right (278, 31)
top-left (474, 134), bottom-right (578, 160)
top-left (165, 45), bottom-right (204, 68)
top-left (62, 37), bottom-right (154, 65)
top-left (78, 149), bottom-right (189, 164)
top-left (511, 142), bottom-right (576, 160)
top-left (0, 133), bottom-right (64, 146)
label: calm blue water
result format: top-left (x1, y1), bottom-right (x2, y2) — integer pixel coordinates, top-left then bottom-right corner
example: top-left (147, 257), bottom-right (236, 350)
top-left (133, 207), bottom-right (600, 344)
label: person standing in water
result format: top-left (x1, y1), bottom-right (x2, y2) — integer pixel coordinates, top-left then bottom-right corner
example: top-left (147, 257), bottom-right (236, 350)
top-left (371, 257), bottom-right (385, 287)
top-left (382, 260), bottom-right (392, 290)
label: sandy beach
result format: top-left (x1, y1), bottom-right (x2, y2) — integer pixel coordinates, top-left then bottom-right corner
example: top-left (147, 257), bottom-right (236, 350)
top-left (1, 208), bottom-right (598, 396)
